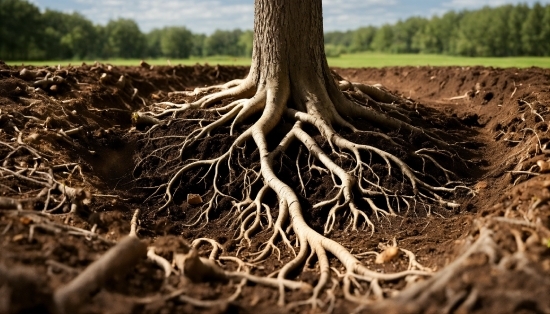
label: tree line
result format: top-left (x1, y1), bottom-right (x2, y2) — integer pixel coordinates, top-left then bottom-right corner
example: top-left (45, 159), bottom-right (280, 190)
top-left (1, 0), bottom-right (550, 61)
top-left (0, 0), bottom-right (253, 60)
top-left (324, 2), bottom-right (550, 57)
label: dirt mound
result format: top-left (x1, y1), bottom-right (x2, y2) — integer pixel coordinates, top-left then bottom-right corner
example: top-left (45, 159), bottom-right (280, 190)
top-left (1, 62), bottom-right (549, 313)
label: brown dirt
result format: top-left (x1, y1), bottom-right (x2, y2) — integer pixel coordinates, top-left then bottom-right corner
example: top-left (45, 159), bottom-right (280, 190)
top-left (1, 60), bottom-right (550, 314)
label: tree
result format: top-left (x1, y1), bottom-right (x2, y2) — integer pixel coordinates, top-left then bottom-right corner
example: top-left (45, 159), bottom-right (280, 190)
top-left (204, 29), bottom-right (244, 56)
top-left (350, 26), bottom-right (377, 52)
top-left (391, 17), bottom-right (428, 53)
top-left (141, 0), bottom-right (467, 308)
top-left (160, 26), bottom-right (193, 59)
top-left (103, 18), bottom-right (146, 59)
top-left (522, 3), bottom-right (545, 56)
top-left (146, 28), bottom-right (163, 58)
top-left (371, 24), bottom-right (394, 52)
top-left (486, 5), bottom-right (512, 57)
top-left (190, 33), bottom-right (206, 57)
top-left (41, 10), bottom-right (99, 60)
top-left (238, 30), bottom-right (254, 57)
top-left (0, 0), bottom-right (43, 60)
top-left (453, 7), bottom-right (506, 57)
top-left (508, 4), bottom-right (529, 56)
top-left (324, 30), bottom-right (354, 52)
top-left (540, 4), bottom-right (550, 56)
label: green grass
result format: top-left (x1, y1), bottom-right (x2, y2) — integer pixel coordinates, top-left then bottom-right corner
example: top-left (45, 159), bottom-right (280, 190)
top-left (7, 56), bottom-right (252, 67)
top-left (327, 52), bottom-right (550, 68)
top-left (7, 53), bottom-right (550, 68)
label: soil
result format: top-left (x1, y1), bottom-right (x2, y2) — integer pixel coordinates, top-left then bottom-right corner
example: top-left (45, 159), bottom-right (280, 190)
top-left (1, 60), bottom-right (550, 314)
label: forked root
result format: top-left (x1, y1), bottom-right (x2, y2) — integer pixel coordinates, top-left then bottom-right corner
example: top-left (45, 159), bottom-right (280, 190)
top-left (54, 236), bottom-right (147, 314)
top-left (135, 70), bottom-right (470, 310)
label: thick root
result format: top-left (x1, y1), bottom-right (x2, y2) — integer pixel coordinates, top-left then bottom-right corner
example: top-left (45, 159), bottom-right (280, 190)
top-left (136, 70), bottom-right (471, 310)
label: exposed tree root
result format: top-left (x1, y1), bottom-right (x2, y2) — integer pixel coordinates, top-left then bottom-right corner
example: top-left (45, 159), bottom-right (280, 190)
top-left (54, 236), bottom-right (147, 314)
top-left (132, 65), bottom-right (474, 311)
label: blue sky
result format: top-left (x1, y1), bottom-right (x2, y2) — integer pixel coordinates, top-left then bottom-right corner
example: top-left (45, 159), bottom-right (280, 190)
top-left (30, 0), bottom-right (550, 34)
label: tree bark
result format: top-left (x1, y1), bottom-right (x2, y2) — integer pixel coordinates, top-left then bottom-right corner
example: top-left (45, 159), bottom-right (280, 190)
top-left (250, 0), bottom-right (338, 106)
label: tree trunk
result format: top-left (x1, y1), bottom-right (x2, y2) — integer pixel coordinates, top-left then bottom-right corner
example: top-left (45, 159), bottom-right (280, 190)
top-left (249, 0), bottom-right (338, 107)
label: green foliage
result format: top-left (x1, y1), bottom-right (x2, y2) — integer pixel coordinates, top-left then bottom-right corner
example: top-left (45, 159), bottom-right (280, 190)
top-left (522, 2), bottom-right (545, 56)
top-left (160, 27), bottom-right (193, 59)
top-left (350, 26), bottom-right (377, 52)
top-left (390, 17), bottom-right (428, 53)
top-left (191, 34), bottom-right (207, 57)
top-left (541, 5), bottom-right (550, 55)
top-left (204, 29), bottom-right (248, 57)
top-left (371, 24), bottom-right (394, 52)
top-left (324, 30), bottom-right (354, 49)
top-left (146, 29), bottom-right (163, 59)
top-left (324, 44), bottom-right (344, 58)
top-left (0, 0), bottom-right (43, 60)
top-left (103, 19), bottom-right (146, 59)
top-left (42, 10), bottom-right (99, 59)
top-left (2, 0), bottom-right (550, 61)
top-left (238, 31), bottom-right (254, 57)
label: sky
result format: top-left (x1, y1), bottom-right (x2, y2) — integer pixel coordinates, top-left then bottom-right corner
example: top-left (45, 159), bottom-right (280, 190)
top-left (30, 0), bottom-right (550, 34)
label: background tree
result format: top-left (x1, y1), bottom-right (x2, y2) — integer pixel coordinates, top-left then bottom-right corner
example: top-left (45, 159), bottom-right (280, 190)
top-left (103, 18), bottom-right (146, 59)
top-left (146, 29), bottom-right (163, 59)
top-left (412, 17), bottom-right (442, 54)
top-left (2, 0), bottom-right (550, 61)
top-left (204, 29), bottom-right (244, 56)
top-left (507, 4), bottom-right (529, 56)
top-left (190, 33), bottom-right (207, 57)
top-left (324, 30), bottom-right (354, 54)
top-left (350, 26), bottom-right (377, 52)
top-left (489, 6), bottom-right (512, 56)
top-left (0, 0), bottom-right (43, 60)
top-left (453, 8), bottom-right (490, 56)
top-left (390, 17), bottom-right (428, 53)
top-left (41, 11), bottom-right (99, 60)
top-left (160, 26), bottom-right (193, 59)
top-left (522, 2), bottom-right (544, 56)
top-left (541, 4), bottom-right (550, 56)
top-left (238, 30), bottom-right (254, 57)
top-left (371, 24), bottom-right (394, 52)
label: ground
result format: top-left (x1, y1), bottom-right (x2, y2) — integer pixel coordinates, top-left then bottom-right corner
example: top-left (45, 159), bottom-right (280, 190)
top-left (1, 61), bottom-right (550, 313)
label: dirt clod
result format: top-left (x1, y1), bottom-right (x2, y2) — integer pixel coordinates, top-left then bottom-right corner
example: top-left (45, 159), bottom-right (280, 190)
top-left (187, 194), bottom-right (203, 205)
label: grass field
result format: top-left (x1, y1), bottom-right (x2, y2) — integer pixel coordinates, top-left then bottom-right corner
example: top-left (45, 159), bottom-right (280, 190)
top-left (7, 52), bottom-right (550, 68)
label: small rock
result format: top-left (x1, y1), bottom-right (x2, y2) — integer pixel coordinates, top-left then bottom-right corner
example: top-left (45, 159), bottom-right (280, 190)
top-left (187, 194), bottom-right (203, 205)
top-left (19, 216), bottom-right (33, 225)
top-left (375, 246), bottom-right (399, 264)
top-left (475, 82), bottom-right (482, 91)
top-left (115, 75), bottom-right (126, 88)
top-left (99, 73), bottom-right (109, 84)
top-left (474, 180), bottom-right (488, 191)
top-left (12, 234), bottom-right (25, 242)
top-left (19, 68), bottom-right (37, 80)
top-left (537, 160), bottom-right (550, 173)
top-left (140, 60), bottom-right (151, 69)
